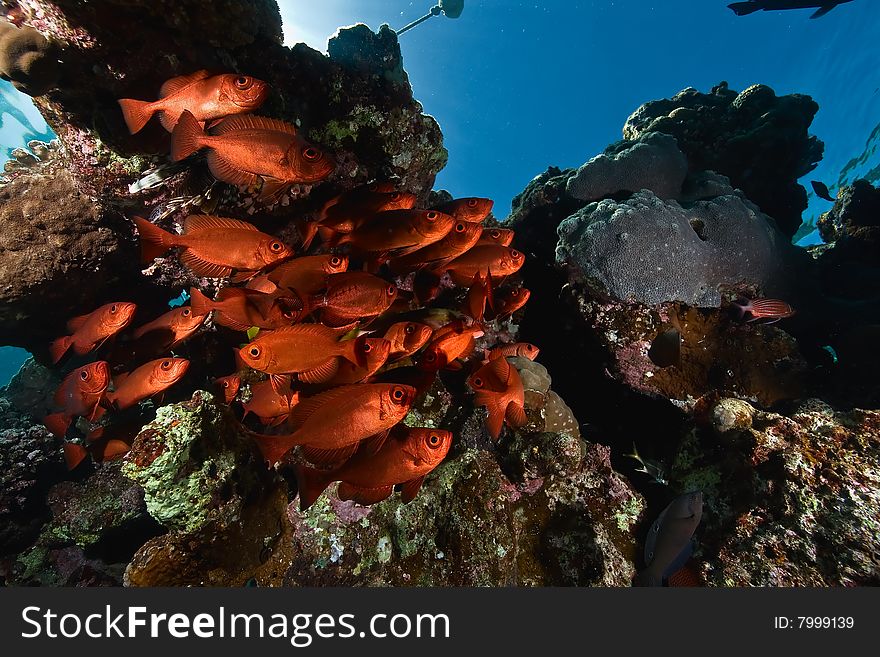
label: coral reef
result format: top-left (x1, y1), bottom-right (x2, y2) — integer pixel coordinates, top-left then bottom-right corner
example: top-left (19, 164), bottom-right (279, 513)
top-left (0, 21), bottom-right (59, 96)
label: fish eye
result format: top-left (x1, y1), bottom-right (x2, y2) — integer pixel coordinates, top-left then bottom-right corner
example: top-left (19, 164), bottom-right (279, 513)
top-left (425, 211), bottom-right (438, 221)
top-left (362, 342), bottom-right (372, 353)
top-left (467, 199), bottom-right (478, 208)
top-left (455, 222), bottom-right (466, 233)
top-left (473, 376), bottom-right (483, 387)
top-left (234, 76), bottom-right (251, 89)
top-left (390, 191), bottom-right (401, 200)
top-left (330, 256), bottom-right (342, 266)
top-left (425, 352), bottom-right (436, 362)
top-left (161, 360), bottom-right (172, 370)
top-left (110, 304), bottom-right (118, 313)
top-left (491, 230), bottom-right (500, 239)
top-left (387, 284), bottom-right (396, 296)
top-left (511, 249), bottom-right (521, 259)
top-left (404, 324), bottom-right (415, 335)
top-left (270, 241), bottom-right (283, 252)
top-left (80, 370), bottom-right (89, 381)
top-left (428, 434), bottom-right (440, 447)
top-left (182, 308), bottom-right (191, 316)
top-left (222, 380), bottom-right (230, 388)
top-left (249, 346), bottom-right (261, 358)
top-left (303, 147), bottom-right (320, 161)
top-left (392, 387), bottom-right (405, 401)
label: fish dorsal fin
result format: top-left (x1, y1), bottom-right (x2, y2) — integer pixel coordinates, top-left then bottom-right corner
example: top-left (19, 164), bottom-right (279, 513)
top-left (486, 356), bottom-right (514, 387)
top-left (183, 214), bottom-right (261, 234)
top-left (301, 443), bottom-right (358, 467)
top-left (337, 483), bottom-right (394, 506)
top-left (211, 114), bottom-right (297, 136)
top-left (263, 323), bottom-right (346, 340)
top-left (180, 249), bottom-right (233, 279)
top-left (159, 70), bottom-right (211, 98)
top-left (400, 475), bottom-right (427, 504)
top-left (288, 384), bottom-right (360, 430)
top-left (66, 312), bottom-right (92, 333)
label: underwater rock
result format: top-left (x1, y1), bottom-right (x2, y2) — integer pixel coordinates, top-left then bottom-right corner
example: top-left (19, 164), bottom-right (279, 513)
top-left (622, 82), bottom-right (823, 238)
top-left (2, 357), bottom-right (59, 418)
top-left (0, 21), bottom-right (60, 96)
top-left (672, 397), bottom-right (880, 586)
top-left (816, 178), bottom-right (880, 248)
top-left (566, 132), bottom-right (687, 202)
top-left (556, 190), bottom-right (805, 307)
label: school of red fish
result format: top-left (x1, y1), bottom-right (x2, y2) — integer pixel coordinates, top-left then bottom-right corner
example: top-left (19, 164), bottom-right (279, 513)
top-left (44, 69), bottom-right (795, 511)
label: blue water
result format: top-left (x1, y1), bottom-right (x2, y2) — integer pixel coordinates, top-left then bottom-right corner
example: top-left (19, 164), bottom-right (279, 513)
top-left (2, 0), bottom-right (879, 382)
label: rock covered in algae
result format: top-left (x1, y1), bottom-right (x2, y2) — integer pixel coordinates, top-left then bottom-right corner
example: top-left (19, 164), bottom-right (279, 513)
top-left (0, 21), bottom-right (60, 96)
top-left (672, 397), bottom-right (880, 586)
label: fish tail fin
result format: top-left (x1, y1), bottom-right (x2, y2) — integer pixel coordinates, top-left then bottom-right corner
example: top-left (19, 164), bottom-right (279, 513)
top-left (117, 98), bottom-right (155, 134)
top-left (170, 109), bottom-right (206, 161)
top-left (133, 216), bottom-right (175, 263)
top-left (298, 219), bottom-right (319, 251)
top-left (188, 286), bottom-right (215, 317)
top-left (729, 298), bottom-right (749, 321)
top-left (317, 226), bottom-right (338, 247)
top-left (63, 442), bottom-right (89, 471)
top-left (43, 412), bottom-right (71, 438)
top-left (727, 2), bottom-right (759, 16)
top-left (252, 433), bottom-right (297, 466)
top-left (294, 463), bottom-right (333, 511)
top-left (48, 335), bottom-right (72, 364)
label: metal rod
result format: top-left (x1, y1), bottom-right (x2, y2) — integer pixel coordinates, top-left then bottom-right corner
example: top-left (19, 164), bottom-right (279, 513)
top-left (396, 4), bottom-right (442, 35)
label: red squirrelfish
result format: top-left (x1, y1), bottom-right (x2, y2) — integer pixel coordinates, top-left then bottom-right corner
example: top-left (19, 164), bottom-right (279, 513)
top-left (171, 110), bottom-right (335, 193)
top-left (215, 374), bottom-right (242, 404)
top-left (315, 338), bottom-right (391, 388)
top-left (311, 187), bottom-right (418, 248)
top-left (489, 286), bottom-right (530, 320)
top-left (467, 356), bottom-right (527, 440)
top-left (266, 253), bottom-right (349, 295)
top-left (389, 221), bottom-right (483, 274)
top-left (419, 320), bottom-right (484, 371)
top-left (43, 361), bottom-right (111, 438)
top-left (382, 322), bottom-right (433, 361)
top-left (440, 245), bottom-right (525, 286)
top-left (134, 215), bottom-right (293, 280)
top-left (434, 197), bottom-right (494, 223)
top-left (105, 357), bottom-right (190, 410)
top-left (238, 324), bottom-right (366, 384)
top-left (477, 227), bottom-right (514, 246)
top-left (488, 342), bottom-right (540, 362)
top-left (308, 272), bottom-right (398, 328)
top-left (131, 306), bottom-right (206, 348)
top-left (189, 286), bottom-right (302, 331)
top-left (249, 383), bottom-right (416, 466)
top-left (295, 426), bottom-right (453, 510)
top-left (242, 379), bottom-right (299, 427)
top-left (118, 70), bottom-right (269, 134)
top-left (732, 298), bottom-right (796, 323)
top-left (338, 209), bottom-right (456, 260)
top-left (49, 302), bottom-right (138, 364)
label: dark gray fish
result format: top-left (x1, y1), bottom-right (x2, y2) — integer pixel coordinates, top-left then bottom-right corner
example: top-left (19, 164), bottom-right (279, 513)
top-left (811, 180), bottom-right (835, 202)
top-left (635, 491), bottom-right (703, 587)
top-left (728, 1), bottom-right (854, 19)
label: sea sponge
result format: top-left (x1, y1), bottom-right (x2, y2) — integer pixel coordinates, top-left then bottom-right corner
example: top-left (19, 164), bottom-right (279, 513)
top-left (0, 22), bottom-right (59, 96)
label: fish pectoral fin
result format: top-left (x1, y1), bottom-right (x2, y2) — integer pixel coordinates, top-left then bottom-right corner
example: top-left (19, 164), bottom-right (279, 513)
top-left (205, 150), bottom-right (260, 188)
top-left (474, 391), bottom-right (507, 441)
top-left (318, 307), bottom-right (358, 328)
top-left (399, 475), bottom-right (427, 504)
top-left (269, 374), bottom-right (292, 395)
top-left (337, 483), bottom-right (394, 506)
top-left (505, 402), bottom-right (528, 429)
top-left (301, 443), bottom-right (359, 467)
top-left (298, 358), bottom-right (340, 384)
top-left (180, 249), bottom-right (233, 279)
top-left (258, 178), bottom-right (290, 202)
top-left (159, 70), bottom-right (211, 98)
top-left (184, 214), bottom-right (261, 233)
top-left (229, 270), bottom-right (257, 284)
top-left (360, 429), bottom-right (391, 457)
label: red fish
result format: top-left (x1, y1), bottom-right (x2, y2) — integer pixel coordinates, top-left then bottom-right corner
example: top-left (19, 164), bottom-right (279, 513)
top-left (488, 342), bottom-right (540, 361)
top-left (105, 357), bottom-right (190, 410)
top-left (242, 379), bottom-right (299, 426)
top-left (85, 420), bottom-right (144, 462)
top-left (189, 286), bottom-right (302, 331)
top-left (49, 302), bottom-right (138, 364)
top-left (464, 272), bottom-right (492, 321)
top-left (249, 383), bottom-right (416, 466)
top-left (131, 306), bottom-right (206, 348)
top-left (63, 442), bottom-right (89, 470)
top-left (310, 187), bottom-right (418, 248)
top-left (477, 227), bottom-right (514, 246)
top-left (118, 71), bottom-right (269, 134)
top-left (308, 272), bottom-right (398, 328)
top-left (134, 215), bottom-right (293, 280)
top-left (171, 111), bottom-right (335, 194)
top-left (440, 245), bottom-right (525, 286)
top-left (467, 357), bottom-right (527, 440)
top-left (435, 197), bottom-right (494, 223)
top-left (488, 286), bottom-right (530, 320)
top-left (382, 322), bottom-right (433, 361)
top-left (419, 320), bottom-right (484, 371)
top-left (388, 221), bottom-right (483, 274)
top-left (43, 361), bottom-right (110, 437)
top-left (316, 338), bottom-right (391, 387)
top-left (295, 426), bottom-right (453, 510)
top-left (214, 374), bottom-right (242, 403)
top-left (265, 253), bottom-right (349, 296)
top-left (732, 298), bottom-right (796, 323)
top-left (337, 209), bottom-right (456, 259)
top-left (238, 324), bottom-right (366, 384)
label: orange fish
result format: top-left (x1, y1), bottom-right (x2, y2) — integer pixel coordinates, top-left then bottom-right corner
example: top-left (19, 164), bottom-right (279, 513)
top-left (488, 286), bottom-right (530, 320)
top-left (118, 71), bottom-right (268, 134)
top-left (134, 215), bottom-right (293, 280)
top-left (440, 245), bottom-right (525, 286)
top-left (382, 322), bottom-right (433, 361)
top-left (105, 357), bottom-right (190, 410)
top-left (477, 227), bottom-right (514, 246)
top-left (62, 436), bottom-right (132, 470)
top-left (435, 197), bottom-right (494, 223)
top-left (732, 298), bottom-right (796, 323)
top-left (85, 420), bottom-right (144, 462)
top-left (242, 379), bottom-right (299, 426)
top-left (171, 111), bottom-right (335, 194)
top-left (295, 426), bottom-right (452, 510)
top-left (63, 442), bottom-right (89, 471)
top-left (488, 342), bottom-right (540, 361)
top-left (315, 338), bottom-right (391, 387)
top-left (249, 383), bottom-right (416, 466)
top-left (238, 324), bottom-right (366, 384)
top-left (266, 253), bottom-right (349, 296)
top-left (43, 361), bottom-right (110, 438)
top-left (308, 272), bottom-right (398, 328)
top-left (131, 306), bottom-right (206, 348)
top-left (419, 320), bottom-right (484, 371)
top-left (311, 187), bottom-right (418, 248)
top-left (389, 221), bottom-right (483, 274)
top-left (337, 209), bottom-right (456, 258)
top-left (215, 374), bottom-right (241, 403)
top-left (464, 272), bottom-right (492, 322)
top-left (49, 302), bottom-right (138, 364)
top-left (189, 286), bottom-right (302, 331)
top-left (467, 357), bottom-right (527, 440)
